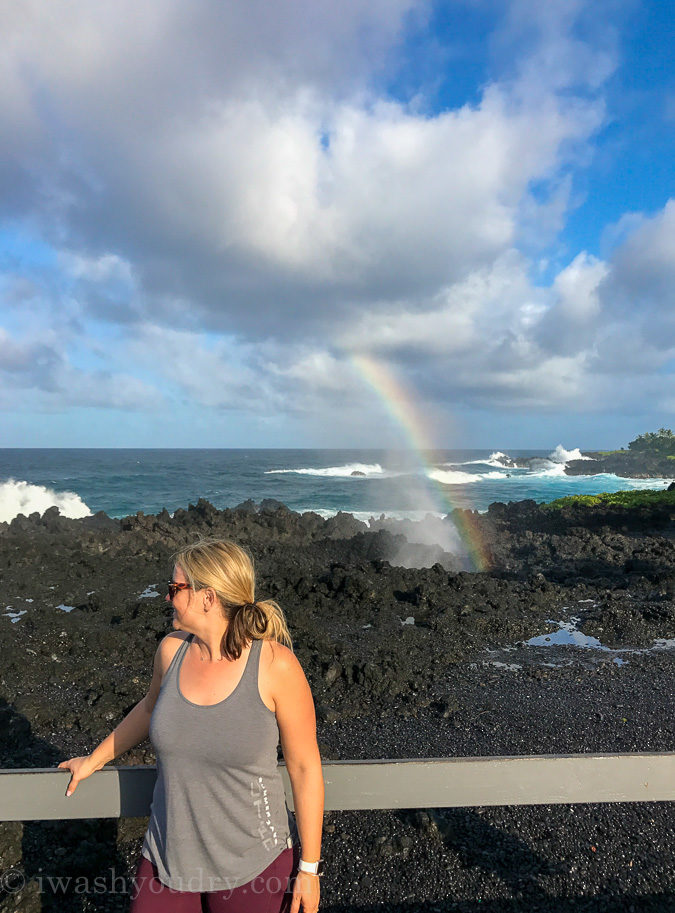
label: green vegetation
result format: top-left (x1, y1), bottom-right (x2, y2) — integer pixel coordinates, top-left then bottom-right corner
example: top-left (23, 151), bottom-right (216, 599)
top-left (543, 489), bottom-right (675, 511)
top-left (589, 431), bottom-right (675, 460)
top-left (627, 428), bottom-right (675, 456)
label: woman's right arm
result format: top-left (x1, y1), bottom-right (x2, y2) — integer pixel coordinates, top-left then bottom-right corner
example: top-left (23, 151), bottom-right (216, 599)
top-left (58, 636), bottom-right (168, 796)
top-left (90, 697), bottom-right (154, 768)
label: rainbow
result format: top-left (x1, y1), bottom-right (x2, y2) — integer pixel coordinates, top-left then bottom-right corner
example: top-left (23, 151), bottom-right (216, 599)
top-left (350, 353), bottom-right (491, 571)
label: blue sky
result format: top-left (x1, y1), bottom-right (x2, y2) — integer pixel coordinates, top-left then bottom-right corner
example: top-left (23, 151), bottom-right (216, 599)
top-left (1, 0), bottom-right (673, 448)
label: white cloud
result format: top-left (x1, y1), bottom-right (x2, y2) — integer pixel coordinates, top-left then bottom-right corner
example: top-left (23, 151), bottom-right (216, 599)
top-left (339, 251), bottom-right (539, 356)
top-left (534, 251), bottom-right (609, 354)
top-left (59, 251), bottom-right (133, 283)
top-left (607, 199), bottom-right (675, 310)
top-left (128, 325), bottom-right (286, 412)
top-left (328, 198), bottom-right (675, 415)
top-left (499, 0), bottom-right (618, 93)
top-left (0, 327), bottom-right (161, 411)
top-left (1, 0), bottom-right (672, 433)
top-left (1, 0), bottom-right (605, 337)
top-left (554, 251), bottom-right (608, 321)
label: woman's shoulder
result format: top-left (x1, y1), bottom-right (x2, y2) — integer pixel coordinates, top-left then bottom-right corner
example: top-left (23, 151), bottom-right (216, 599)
top-left (144, 632), bottom-right (192, 713)
top-left (159, 631), bottom-right (191, 670)
top-left (260, 638), bottom-right (304, 687)
top-left (260, 638), bottom-right (294, 665)
top-left (162, 630), bottom-right (191, 648)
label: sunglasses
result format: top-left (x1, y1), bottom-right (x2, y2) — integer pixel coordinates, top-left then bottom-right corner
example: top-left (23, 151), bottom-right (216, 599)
top-left (167, 581), bottom-right (192, 599)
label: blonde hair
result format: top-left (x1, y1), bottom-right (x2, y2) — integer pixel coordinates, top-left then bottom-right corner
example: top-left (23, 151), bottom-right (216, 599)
top-left (174, 538), bottom-right (293, 660)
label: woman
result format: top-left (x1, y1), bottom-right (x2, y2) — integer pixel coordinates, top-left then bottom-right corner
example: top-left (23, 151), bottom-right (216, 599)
top-left (58, 539), bottom-right (324, 912)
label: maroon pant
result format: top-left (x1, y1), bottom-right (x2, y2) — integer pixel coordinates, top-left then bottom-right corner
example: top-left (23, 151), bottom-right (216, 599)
top-left (129, 846), bottom-right (300, 913)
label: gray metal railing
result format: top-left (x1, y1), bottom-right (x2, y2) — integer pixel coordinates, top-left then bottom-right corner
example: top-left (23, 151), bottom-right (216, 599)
top-left (2, 753), bottom-right (674, 821)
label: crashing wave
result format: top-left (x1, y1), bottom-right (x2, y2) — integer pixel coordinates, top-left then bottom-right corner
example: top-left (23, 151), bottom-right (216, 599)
top-left (0, 479), bottom-right (92, 523)
top-left (487, 451), bottom-right (517, 467)
top-left (525, 444), bottom-right (595, 475)
top-left (429, 467), bottom-right (510, 485)
top-left (527, 463), bottom-right (568, 478)
top-left (265, 463), bottom-right (384, 478)
top-left (547, 444), bottom-right (594, 464)
top-left (446, 450), bottom-right (516, 469)
top-left (427, 468), bottom-right (483, 485)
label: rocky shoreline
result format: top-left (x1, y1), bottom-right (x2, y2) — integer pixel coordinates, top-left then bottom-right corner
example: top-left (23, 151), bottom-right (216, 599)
top-left (1, 496), bottom-right (674, 912)
top-left (567, 451), bottom-right (675, 479)
top-left (507, 450), bottom-right (675, 479)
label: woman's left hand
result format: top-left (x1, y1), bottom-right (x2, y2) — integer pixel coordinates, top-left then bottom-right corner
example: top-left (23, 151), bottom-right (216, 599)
top-left (289, 870), bottom-right (320, 912)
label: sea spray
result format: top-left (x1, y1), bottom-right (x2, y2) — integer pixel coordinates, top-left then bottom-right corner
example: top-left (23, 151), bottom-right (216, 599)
top-left (265, 462), bottom-right (384, 477)
top-left (0, 479), bottom-right (92, 523)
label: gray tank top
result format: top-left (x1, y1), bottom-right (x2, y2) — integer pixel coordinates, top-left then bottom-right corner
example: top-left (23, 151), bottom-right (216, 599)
top-left (141, 633), bottom-right (299, 892)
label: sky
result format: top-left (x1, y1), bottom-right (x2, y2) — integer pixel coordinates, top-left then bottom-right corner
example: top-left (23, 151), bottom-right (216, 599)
top-left (0, 0), bottom-right (673, 449)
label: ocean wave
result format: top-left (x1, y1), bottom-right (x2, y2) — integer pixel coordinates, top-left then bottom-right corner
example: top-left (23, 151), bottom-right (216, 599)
top-left (0, 479), bottom-right (92, 523)
top-left (550, 473), bottom-right (672, 488)
top-left (450, 451), bottom-right (515, 468)
top-left (450, 447), bottom-right (592, 472)
top-left (522, 445), bottom-right (594, 476)
top-left (429, 467), bottom-right (510, 484)
top-left (547, 444), bottom-right (594, 463)
top-left (527, 464), bottom-right (568, 478)
top-left (427, 468), bottom-right (483, 485)
top-left (489, 450), bottom-right (510, 463)
top-left (265, 463), bottom-right (383, 478)
top-left (622, 477), bottom-right (673, 488)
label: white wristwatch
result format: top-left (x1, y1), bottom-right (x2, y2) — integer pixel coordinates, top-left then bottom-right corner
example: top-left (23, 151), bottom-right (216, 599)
top-left (298, 858), bottom-right (324, 876)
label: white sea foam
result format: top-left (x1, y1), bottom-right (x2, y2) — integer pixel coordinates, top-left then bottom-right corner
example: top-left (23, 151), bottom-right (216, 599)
top-left (439, 468), bottom-right (511, 480)
top-left (621, 477), bottom-right (672, 489)
top-left (427, 468), bottom-right (483, 484)
top-left (482, 451), bottom-right (517, 467)
top-left (547, 444), bottom-right (594, 463)
top-left (527, 463), bottom-right (568, 478)
top-left (0, 479), bottom-right (92, 523)
top-left (303, 508), bottom-right (447, 522)
top-left (488, 450), bottom-right (510, 463)
top-left (521, 444), bottom-right (593, 477)
top-left (450, 446), bottom-right (592, 474)
top-left (447, 451), bottom-right (516, 469)
top-left (265, 463), bottom-right (383, 478)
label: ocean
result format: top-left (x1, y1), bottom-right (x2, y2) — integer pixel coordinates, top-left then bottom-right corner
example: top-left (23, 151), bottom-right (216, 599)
top-left (0, 447), bottom-right (670, 525)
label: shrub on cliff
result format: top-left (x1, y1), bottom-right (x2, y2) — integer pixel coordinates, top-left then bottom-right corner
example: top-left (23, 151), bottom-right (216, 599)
top-left (627, 428), bottom-right (675, 456)
top-left (543, 488), bottom-right (675, 511)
